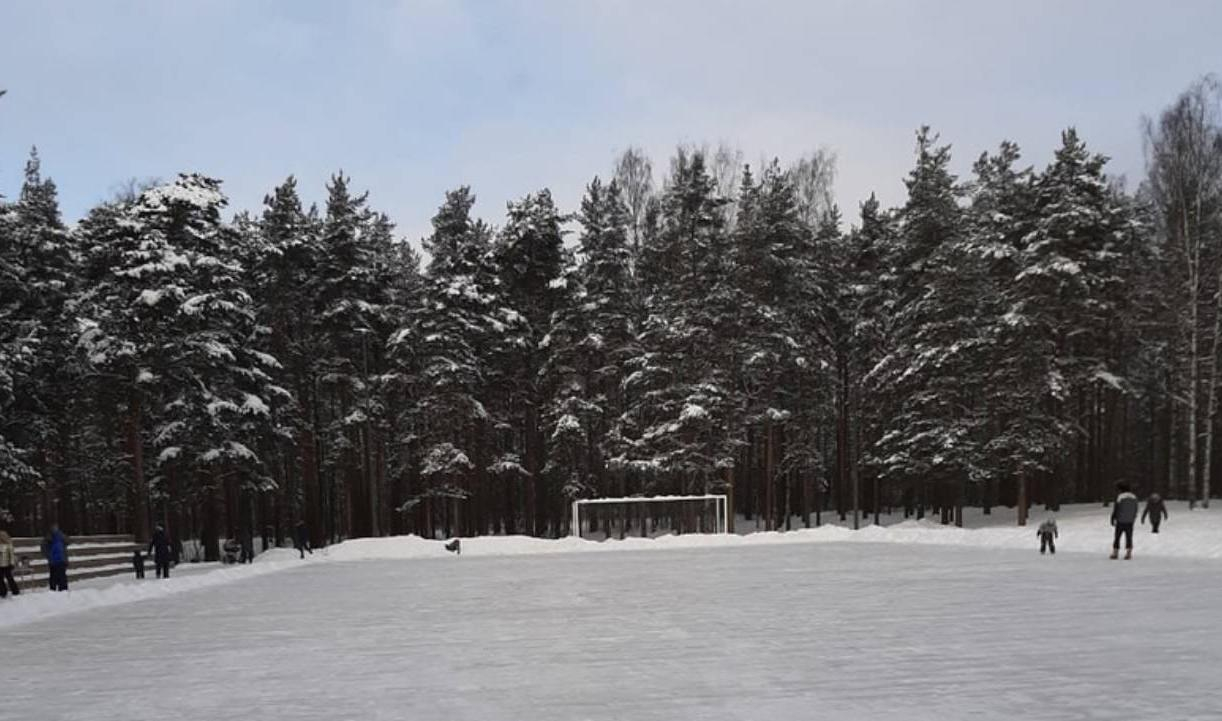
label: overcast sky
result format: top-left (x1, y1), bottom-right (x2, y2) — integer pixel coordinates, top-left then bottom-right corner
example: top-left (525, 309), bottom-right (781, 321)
top-left (2, 1), bottom-right (1220, 241)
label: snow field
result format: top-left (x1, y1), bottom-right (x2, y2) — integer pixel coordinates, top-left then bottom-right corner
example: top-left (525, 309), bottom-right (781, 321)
top-left (5, 542), bottom-right (1222, 721)
top-left (3, 501), bottom-right (1219, 632)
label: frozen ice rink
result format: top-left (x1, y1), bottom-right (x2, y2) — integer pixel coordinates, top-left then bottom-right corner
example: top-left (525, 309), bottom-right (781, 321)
top-left (4, 538), bottom-right (1221, 721)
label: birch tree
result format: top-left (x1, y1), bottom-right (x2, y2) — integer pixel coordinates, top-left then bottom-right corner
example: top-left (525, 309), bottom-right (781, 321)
top-left (1144, 76), bottom-right (1222, 508)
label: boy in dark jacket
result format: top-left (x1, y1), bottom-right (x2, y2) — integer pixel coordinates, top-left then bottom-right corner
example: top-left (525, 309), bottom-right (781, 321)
top-left (1141, 493), bottom-right (1168, 533)
top-left (132, 549), bottom-right (145, 579)
top-left (1110, 483), bottom-right (1139, 560)
top-left (1037, 518), bottom-right (1058, 555)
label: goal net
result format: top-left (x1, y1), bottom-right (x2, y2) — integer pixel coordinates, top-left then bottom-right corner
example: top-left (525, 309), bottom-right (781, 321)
top-left (570, 494), bottom-right (729, 540)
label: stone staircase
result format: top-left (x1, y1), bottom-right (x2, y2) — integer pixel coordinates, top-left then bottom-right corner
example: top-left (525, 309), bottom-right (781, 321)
top-left (11, 534), bottom-right (141, 591)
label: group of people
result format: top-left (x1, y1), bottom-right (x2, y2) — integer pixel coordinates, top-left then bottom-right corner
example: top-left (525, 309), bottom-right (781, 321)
top-left (132, 525), bottom-right (177, 579)
top-left (0, 525), bottom-right (69, 595)
top-left (1035, 483), bottom-right (1170, 558)
top-left (0, 519), bottom-right (320, 596)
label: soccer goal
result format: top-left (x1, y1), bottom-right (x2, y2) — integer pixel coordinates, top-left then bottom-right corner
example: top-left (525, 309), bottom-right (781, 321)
top-left (570, 494), bottom-right (729, 540)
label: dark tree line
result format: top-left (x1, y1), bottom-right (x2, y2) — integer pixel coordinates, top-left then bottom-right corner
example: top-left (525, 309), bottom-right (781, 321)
top-left (2, 78), bottom-right (1221, 555)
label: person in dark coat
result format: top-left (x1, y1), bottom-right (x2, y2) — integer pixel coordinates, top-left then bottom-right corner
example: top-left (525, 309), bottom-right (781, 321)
top-left (1110, 482), bottom-right (1139, 560)
top-left (239, 529), bottom-right (254, 564)
top-left (1141, 493), bottom-right (1169, 534)
top-left (294, 521), bottom-right (312, 559)
top-left (1037, 518), bottom-right (1058, 555)
top-left (43, 524), bottom-right (69, 591)
top-left (132, 549), bottom-right (145, 579)
top-left (149, 525), bottom-right (173, 578)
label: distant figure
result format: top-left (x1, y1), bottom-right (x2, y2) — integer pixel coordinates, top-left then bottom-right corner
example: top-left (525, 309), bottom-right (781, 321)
top-left (132, 549), bottom-right (146, 579)
top-left (1141, 493), bottom-right (1169, 534)
top-left (295, 521), bottom-right (312, 559)
top-left (1110, 482), bottom-right (1139, 560)
top-left (240, 530), bottom-right (255, 564)
top-left (149, 525), bottom-right (173, 579)
top-left (444, 538), bottom-right (461, 555)
top-left (0, 530), bottom-right (19, 597)
top-left (1037, 518), bottom-right (1058, 555)
top-left (43, 524), bottom-right (69, 591)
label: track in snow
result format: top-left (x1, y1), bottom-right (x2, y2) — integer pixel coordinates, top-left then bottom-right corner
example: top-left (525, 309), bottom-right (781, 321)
top-left (4, 542), bottom-right (1220, 721)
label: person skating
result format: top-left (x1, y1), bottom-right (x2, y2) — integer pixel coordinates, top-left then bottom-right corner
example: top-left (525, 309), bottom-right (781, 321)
top-left (149, 525), bottom-right (173, 579)
top-left (132, 549), bottom-right (145, 579)
top-left (1110, 482), bottom-right (1139, 560)
top-left (294, 521), bottom-right (313, 559)
top-left (0, 530), bottom-right (20, 597)
top-left (1037, 517), bottom-right (1058, 555)
top-left (1141, 493), bottom-right (1169, 534)
top-left (43, 524), bottom-right (69, 591)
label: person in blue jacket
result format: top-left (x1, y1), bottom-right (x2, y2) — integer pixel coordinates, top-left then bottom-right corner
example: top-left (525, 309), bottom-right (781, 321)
top-left (43, 524), bottom-right (69, 591)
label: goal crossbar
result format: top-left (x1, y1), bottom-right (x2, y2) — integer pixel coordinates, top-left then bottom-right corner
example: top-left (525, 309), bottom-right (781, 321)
top-left (571, 494), bottom-right (729, 537)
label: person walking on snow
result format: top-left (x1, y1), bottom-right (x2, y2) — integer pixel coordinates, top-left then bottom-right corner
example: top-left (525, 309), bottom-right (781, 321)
top-left (0, 530), bottom-right (20, 597)
top-left (1141, 493), bottom-right (1168, 534)
top-left (295, 521), bottom-right (312, 559)
top-left (1111, 482), bottom-right (1139, 560)
top-left (43, 524), bottom-right (69, 591)
top-left (1037, 518), bottom-right (1058, 555)
top-left (149, 525), bottom-right (173, 579)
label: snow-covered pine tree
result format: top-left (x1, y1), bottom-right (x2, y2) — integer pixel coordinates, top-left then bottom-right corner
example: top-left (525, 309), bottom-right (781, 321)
top-left (495, 189), bottom-right (569, 534)
top-left (625, 149), bottom-right (740, 500)
top-left (733, 161), bottom-right (810, 529)
top-left (392, 188), bottom-right (508, 537)
top-left (870, 128), bottom-right (988, 525)
top-left (0, 149), bottom-right (77, 525)
top-left (76, 174), bottom-right (281, 552)
top-left (541, 178), bottom-right (637, 525)
top-left (244, 176), bottom-right (320, 544)
top-left (966, 141), bottom-right (1057, 521)
top-left (1016, 130), bottom-right (1133, 507)
top-left (311, 173), bottom-right (395, 539)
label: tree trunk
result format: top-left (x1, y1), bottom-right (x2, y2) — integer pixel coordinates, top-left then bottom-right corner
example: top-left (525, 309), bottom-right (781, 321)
top-left (1203, 261), bottom-right (1222, 509)
top-left (765, 419), bottom-right (775, 531)
top-left (1017, 471), bottom-right (1028, 527)
top-left (128, 393), bottom-right (149, 544)
top-left (1188, 253), bottom-right (1200, 509)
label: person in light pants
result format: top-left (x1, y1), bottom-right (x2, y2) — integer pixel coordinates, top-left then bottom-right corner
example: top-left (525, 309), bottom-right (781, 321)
top-left (1110, 483), bottom-right (1139, 560)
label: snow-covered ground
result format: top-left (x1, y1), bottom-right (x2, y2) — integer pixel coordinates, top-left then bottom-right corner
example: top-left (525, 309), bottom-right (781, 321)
top-left (4, 503), bottom-right (1222, 720)
top-left (4, 541), bottom-right (1222, 720)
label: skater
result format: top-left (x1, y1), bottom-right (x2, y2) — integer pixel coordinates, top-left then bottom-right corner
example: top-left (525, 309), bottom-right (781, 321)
top-left (0, 530), bottom-right (19, 597)
top-left (149, 525), bottom-right (172, 579)
top-left (1141, 493), bottom-right (1168, 534)
top-left (132, 548), bottom-right (146, 579)
top-left (294, 520), bottom-right (312, 559)
top-left (1110, 482), bottom-right (1139, 560)
top-left (43, 524), bottom-right (69, 591)
top-left (1037, 517), bottom-right (1058, 555)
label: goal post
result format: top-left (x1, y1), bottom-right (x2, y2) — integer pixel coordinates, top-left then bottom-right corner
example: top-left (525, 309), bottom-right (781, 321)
top-left (570, 494), bottom-right (730, 539)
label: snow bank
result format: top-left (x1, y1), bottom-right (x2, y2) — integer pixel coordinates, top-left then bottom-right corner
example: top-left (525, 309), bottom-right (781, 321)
top-left (6, 502), bottom-right (1219, 630)
top-left (329, 501), bottom-right (1222, 563)
top-left (0, 557), bottom-right (304, 630)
